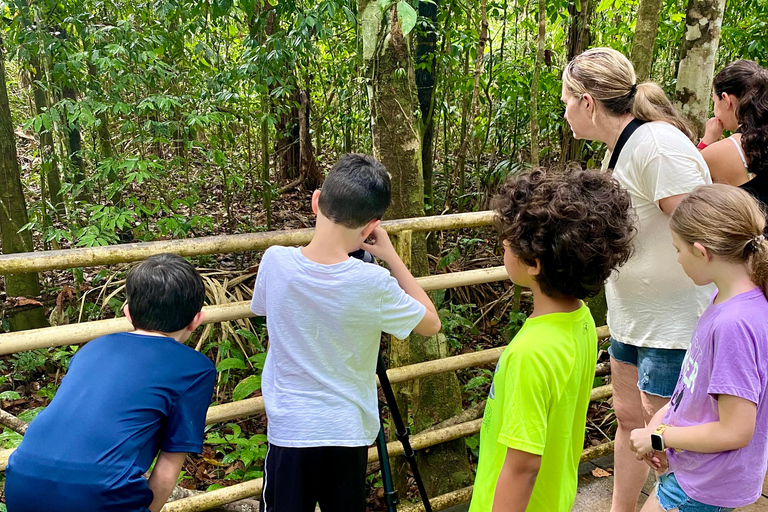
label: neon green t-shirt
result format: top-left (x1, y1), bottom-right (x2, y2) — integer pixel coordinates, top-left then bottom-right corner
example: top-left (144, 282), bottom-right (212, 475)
top-left (468, 303), bottom-right (597, 512)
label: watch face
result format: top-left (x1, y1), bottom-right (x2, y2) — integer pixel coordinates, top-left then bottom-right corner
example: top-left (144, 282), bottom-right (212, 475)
top-left (651, 433), bottom-right (664, 451)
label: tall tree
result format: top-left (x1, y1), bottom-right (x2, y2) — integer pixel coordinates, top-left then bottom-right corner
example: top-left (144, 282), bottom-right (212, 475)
top-left (416, 0), bottom-right (439, 215)
top-left (561, 0), bottom-right (594, 164)
top-left (358, 0), bottom-right (472, 497)
top-left (630, 0), bottom-right (663, 82)
top-left (674, 0), bottom-right (727, 137)
top-left (530, 0), bottom-right (546, 166)
top-left (0, 36), bottom-right (48, 331)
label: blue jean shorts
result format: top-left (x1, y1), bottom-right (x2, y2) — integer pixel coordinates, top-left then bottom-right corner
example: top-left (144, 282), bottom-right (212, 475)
top-left (656, 473), bottom-right (734, 512)
top-left (608, 338), bottom-right (686, 398)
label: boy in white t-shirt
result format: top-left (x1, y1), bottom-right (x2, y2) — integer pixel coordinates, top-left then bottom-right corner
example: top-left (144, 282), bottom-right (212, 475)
top-left (250, 153), bottom-right (441, 512)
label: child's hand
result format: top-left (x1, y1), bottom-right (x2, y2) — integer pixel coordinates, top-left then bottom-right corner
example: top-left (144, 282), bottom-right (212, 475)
top-left (702, 117), bottom-right (724, 146)
top-left (361, 227), bottom-right (399, 264)
top-left (639, 450), bottom-right (667, 474)
top-left (629, 427), bottom-right (654, 458)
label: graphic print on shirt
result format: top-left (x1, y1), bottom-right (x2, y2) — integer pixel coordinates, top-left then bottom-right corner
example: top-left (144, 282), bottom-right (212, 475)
top-left (671, 334), bottom-right (702, 412)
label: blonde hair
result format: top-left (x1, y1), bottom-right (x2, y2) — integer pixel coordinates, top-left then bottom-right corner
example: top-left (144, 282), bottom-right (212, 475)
top-left (670, 184), bottom-right (768, 296)
top-left (563, 48), bottom-right (696, 141)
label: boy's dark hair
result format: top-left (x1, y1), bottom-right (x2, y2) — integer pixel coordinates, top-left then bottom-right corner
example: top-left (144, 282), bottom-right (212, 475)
top-left (318, 153), bottom-right (391, 228)
top-left (493, 167), bottom-right (635, 299)
top-left (126, 253), bottom-right (206, 332)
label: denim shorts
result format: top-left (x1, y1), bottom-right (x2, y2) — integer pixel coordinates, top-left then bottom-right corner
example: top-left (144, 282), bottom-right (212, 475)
top-left (656, 473), bottom-right (734, 512)
top-left (608, 338), bottom-right (686, 398)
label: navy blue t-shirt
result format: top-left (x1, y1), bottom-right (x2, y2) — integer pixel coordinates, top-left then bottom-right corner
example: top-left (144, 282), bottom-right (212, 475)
top-left (5, 332), bottom-right (216, 512)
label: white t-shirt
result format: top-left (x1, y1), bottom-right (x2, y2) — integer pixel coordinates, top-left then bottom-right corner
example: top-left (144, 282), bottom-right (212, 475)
top-left (603, 121), bottom-right (714, 349)
top-left (250, 245), bottom-right (426, 447)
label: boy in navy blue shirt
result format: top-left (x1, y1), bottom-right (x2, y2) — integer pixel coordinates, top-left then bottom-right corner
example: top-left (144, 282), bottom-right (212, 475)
top-left (5, 254), bottom-right (216, 512)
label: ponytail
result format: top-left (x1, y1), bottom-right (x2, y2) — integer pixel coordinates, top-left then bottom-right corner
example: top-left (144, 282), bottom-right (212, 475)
top-left (737, 69), bottom-right (768, 176)
top-left (670, 184), bottom-right (768, 298)
top-left (633, 82), bottom-right (696, 141)
top-left (749, 237), bottom-right (768, 298)
top-left (563, 48), bottom-right (696, 141)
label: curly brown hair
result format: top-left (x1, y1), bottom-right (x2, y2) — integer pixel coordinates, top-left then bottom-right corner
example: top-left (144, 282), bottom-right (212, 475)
top-left (493, 167), bottom-right (636, 299)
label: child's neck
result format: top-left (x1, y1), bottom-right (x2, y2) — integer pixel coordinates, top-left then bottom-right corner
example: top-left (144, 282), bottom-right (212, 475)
top-left (529, 284), bottom-right (582, 318)
top-left (302, 215), bottom-right (361, 265)
top-left (131, 329), bottom-right (185, 343)
top-left (712, 261), bottom-right (757, 304)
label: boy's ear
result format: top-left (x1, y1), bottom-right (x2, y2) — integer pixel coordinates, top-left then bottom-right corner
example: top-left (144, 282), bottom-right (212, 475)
top-left (186, 310), bottom-right (206, 332)
top-left (311, 190), bottom-right (321, 214)
top-left (361, 219), bottom-right (381, 239)
top-left (527, 258), bottom-right (542, 277)
top-left (692, 242), bottom-right (710, 261)
top-left (123, 304), bottom-right (133, 324)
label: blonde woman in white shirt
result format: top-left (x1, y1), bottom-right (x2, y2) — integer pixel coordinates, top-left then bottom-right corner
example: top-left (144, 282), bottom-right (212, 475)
top-left (561, 48), bottom-right (713, 512)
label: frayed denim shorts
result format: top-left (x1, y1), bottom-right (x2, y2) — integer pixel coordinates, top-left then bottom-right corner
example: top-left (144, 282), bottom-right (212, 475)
top-left (656, 473), bottom-right (734, 512)
top-left (608, 338), bottom-right (686, 398)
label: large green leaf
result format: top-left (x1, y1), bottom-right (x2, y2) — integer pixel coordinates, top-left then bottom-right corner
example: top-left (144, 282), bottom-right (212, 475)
top-left (397, 1), bottom-right (417, 35)
top-left (216, 357), bottom-right (247, 372)
top-left (233, 375), bottom-right (262, 401)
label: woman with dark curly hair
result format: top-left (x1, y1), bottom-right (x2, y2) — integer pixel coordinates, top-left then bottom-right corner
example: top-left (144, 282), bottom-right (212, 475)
top-left (699, 61), bottom-right (768, 203)
top-left (469, 167), bottom-right (635, 512)
top-left (561, 47), bottom-right (713, 512)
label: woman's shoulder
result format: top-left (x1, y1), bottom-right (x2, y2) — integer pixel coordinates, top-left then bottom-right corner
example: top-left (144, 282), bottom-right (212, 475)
top-left (702, 138), bottom-right (749, 186)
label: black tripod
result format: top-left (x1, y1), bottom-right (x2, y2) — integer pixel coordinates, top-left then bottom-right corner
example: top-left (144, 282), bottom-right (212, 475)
top-left (375, 354), bottom-right (433, 512)
top-left (348, 249), bottom-right (432, 511)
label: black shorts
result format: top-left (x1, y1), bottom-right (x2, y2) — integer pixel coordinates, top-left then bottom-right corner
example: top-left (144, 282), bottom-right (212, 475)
top-left (260, 443), bottom-right (368, 512)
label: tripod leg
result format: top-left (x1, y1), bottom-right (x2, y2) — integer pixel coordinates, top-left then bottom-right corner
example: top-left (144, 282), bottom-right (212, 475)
top-left (376, 421), bottom-right (399, 512)
top-left (377, 356), bottom-right (434, 512)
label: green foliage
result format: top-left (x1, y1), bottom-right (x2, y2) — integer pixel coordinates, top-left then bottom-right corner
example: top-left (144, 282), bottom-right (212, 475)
top-left (205, 423), bottom-right (267, 481)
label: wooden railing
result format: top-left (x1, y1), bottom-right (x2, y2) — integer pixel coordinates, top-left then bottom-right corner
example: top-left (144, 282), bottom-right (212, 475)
top-left (0, 211), bottom-right (614, 512)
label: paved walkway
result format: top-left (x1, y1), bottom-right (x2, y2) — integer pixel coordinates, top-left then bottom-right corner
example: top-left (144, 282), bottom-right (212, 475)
top-left (574, 455), bottom-right (768, 511)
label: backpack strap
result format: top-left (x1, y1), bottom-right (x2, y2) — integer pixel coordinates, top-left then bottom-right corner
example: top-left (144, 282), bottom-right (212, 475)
top-left (607, 118), bottom-right (647, 170)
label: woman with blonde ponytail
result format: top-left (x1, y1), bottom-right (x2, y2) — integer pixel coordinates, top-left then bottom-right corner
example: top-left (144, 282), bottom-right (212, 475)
top-left (561, 47), bottom-right (713, 512)
top-left (628, 184), bottom-right (768, 512)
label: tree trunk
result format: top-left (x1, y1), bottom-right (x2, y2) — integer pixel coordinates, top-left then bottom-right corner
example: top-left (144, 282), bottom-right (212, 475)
top-left (630, 0), bottom-right (663, 82)
top-left (453, 0), bottom-right (488, 211)
top-left (674, 0), bottom-right (727, 138)
top-left (416, 0), bottom-right (439, 215)
top-left (30, 54), bottom-right (64, 217)
top-left (0, 37), bottom-right (48, 331)
top-left (561, 0), bottom-right (594, 165)
top-left (358, 0), bottom-right (472, 497)
top-left (530, 0), bottom-right (546, 167)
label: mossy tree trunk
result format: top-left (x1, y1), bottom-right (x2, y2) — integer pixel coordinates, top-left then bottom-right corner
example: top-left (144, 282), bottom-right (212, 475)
top-left (674, 0), bottom-right (727, 138)
top-left (630, 0), bottom-right (663, 82)
top-left (0, 37), bottom-right (48, 331)
top-left (530, 0), bottom-right (546, 167)
top-left (561, 0), bottom-right (594, 164)
top-left (358, 0), bottom-right (472, 497)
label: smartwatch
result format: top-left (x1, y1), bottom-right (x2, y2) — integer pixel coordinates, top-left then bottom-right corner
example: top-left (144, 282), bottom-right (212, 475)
top-left (651, 424), bottom-right (669, 451)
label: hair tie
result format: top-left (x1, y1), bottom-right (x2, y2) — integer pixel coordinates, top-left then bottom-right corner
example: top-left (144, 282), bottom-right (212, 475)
top-left (749, 234), bottom-right (765, 251)
top-left (629, 83), bottom-right (637, 97)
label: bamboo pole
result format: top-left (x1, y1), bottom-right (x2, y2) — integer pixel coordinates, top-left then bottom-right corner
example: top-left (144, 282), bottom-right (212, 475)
top-left (0, 266), bottom-right (509, 355)
top-left (399, 486), bottom-right (474, 512)
top-left (0, 212), bottom-right (495, 274)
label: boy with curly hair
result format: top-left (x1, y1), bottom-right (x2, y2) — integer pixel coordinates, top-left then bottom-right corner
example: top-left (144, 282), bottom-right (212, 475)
top-left (469, 167), bottom-right (636, 512)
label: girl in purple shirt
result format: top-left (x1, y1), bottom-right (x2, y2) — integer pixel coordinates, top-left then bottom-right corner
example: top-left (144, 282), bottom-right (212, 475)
top-left (630, 184), bottom-right (768, 512)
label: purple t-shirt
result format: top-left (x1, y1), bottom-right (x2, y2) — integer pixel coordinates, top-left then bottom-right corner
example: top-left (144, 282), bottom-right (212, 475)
top-left (664, 287), bottom-right (768, 508)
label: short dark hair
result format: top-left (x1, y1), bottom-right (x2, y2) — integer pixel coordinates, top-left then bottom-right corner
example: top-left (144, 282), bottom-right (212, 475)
top-left (125, 253), bottom-right (206, 332)
top-left (318, 153), bottom-right (391, 228)
top-left (493, 167), bottom-right (635, 299)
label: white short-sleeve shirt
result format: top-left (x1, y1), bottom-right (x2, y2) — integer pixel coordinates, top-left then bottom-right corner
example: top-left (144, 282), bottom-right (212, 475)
top-left (250, 245), bottom-right (426, 447)
top-left (603, 121), bottom-right (714, 349)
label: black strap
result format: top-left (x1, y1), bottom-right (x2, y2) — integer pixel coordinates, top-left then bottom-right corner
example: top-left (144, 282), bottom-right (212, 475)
top-left (607, 118), bottom-right (647, 170)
